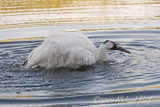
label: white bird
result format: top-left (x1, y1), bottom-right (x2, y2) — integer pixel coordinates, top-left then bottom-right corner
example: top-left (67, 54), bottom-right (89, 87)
top-left (24, 31), bottom-right (130, 69)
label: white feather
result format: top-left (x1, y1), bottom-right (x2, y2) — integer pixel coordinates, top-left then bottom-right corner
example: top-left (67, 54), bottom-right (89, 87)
top-left (26, 31), bottom-right (111, 69)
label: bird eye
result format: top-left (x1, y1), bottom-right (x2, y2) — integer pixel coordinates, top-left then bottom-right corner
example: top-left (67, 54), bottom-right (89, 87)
top-left (110, 41), bottom-right (117, 50)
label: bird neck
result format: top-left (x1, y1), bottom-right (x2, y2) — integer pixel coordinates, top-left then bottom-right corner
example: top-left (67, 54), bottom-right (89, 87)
top-left (98, 45), bottom-right (110, 61)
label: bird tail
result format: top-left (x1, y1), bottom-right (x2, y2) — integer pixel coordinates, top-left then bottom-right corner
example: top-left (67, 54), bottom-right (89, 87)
top-left (22, 60), bottom-right (28, 66)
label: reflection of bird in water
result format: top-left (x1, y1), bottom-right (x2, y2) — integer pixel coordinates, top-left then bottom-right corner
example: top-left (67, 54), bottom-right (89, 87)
top-left (24, 32), bottom-right (130, 69)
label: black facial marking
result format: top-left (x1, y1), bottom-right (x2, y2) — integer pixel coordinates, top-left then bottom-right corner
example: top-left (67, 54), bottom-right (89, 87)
top-left (103, 40), bottom-right (109, 44)
top-left (110, 41), bottom-right (117, 50)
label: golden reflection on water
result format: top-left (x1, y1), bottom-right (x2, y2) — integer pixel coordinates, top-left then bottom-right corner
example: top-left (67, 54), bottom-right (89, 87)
top-left (0, 95), bottom-right (32, 98)
top-left (0, 0), bottom-right (160, 29)
top-left (0, 37), bottom-right (44, 42)
top-left (112, 85), bottom-right (160, 93)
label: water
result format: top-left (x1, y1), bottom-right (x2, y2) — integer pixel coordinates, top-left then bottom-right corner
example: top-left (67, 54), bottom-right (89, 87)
top-left (0, 0), bottom-right (160, 106)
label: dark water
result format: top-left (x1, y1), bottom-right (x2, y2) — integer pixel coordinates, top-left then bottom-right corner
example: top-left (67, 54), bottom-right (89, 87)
top-left (0, 30), bottom-right (160, 106)
top-left (0, 0), bottom-right (160, 106)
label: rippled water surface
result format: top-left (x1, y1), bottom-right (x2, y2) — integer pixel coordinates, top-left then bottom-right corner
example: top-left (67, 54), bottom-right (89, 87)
top-left (0, 0), bottom-right (160, 106)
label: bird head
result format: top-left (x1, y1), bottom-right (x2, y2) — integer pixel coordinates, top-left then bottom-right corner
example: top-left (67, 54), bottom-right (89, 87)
top-left (103, 40), bottom-right (131, 54)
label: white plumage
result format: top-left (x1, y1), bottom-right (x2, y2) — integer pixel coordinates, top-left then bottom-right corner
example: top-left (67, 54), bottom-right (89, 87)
top-left (25, 31), bottom-right (130, 69)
